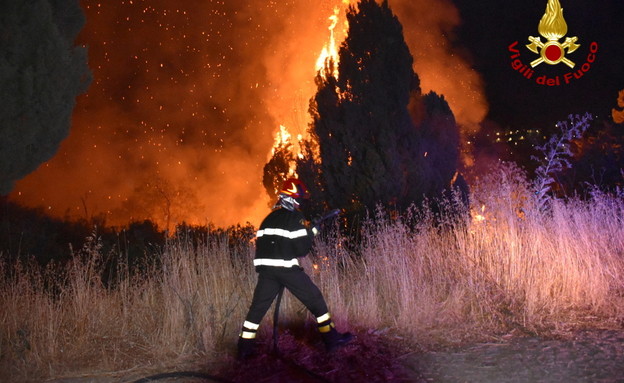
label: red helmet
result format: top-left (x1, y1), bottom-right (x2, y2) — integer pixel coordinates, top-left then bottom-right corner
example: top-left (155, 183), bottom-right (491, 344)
top-left (280, 178), bottom-right (310, 200)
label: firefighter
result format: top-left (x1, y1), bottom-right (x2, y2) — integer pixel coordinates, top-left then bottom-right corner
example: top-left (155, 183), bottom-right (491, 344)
top-left (237, 178), bottom-right (352, 360)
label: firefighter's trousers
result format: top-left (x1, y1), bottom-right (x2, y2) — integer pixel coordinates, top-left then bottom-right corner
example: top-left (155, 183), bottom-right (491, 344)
top-left (244, 266), bottom-right (329, 326)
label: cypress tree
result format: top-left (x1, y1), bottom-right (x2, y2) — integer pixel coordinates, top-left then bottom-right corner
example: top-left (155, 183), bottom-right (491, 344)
top-left (309, 0), bottom-right (422, 215)
top-left (267, 0), bottom-right (464, 222)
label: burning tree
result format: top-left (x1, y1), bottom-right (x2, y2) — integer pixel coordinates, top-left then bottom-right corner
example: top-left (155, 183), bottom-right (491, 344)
top-left (263, 126), bottom-right (296, 205)
top-left (612, 89), bottom-right (624, 124)
top-left (298, 0), bottom-right (461, 218)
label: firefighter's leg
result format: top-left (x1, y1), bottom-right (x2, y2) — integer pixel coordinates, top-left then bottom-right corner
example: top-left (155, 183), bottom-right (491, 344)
top-left (280, 268), bottom-right (352, 351)
top-left (238, 271), bottom-right (281, 360)
top-left (316, 312), bottom-right (353, 351)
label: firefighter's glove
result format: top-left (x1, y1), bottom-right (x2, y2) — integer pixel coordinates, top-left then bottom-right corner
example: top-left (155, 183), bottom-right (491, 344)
top-left (310, 219), bottom-right (321, 236)
top-left (311, 209), bottom-right (340, 236)
top-left (311, 225), bottom-right (320, 236)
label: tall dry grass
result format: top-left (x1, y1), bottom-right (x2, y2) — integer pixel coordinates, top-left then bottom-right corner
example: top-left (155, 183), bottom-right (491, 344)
top-left (0, 231), bottom-right (257, 381)
top-left (2, 166), bottom-right (624, 380)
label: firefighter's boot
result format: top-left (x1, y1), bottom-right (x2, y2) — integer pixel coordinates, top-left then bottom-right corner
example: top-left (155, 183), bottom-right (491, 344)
top-left (237, 337), bottom-right (256, 361)
top-left (317, 313), bottom-right (352, 351)
top-left (322, 327), bottom-right (353, 352)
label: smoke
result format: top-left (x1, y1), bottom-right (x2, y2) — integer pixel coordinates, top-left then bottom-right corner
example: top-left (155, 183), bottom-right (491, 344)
top-left (10, 0), bottom-right (486, 229)
top-left (392, 0), bottom-right (488, 133)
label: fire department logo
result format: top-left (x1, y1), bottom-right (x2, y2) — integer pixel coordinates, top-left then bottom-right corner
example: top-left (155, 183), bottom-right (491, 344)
top-left (526, 0), bottom-right (579, 68)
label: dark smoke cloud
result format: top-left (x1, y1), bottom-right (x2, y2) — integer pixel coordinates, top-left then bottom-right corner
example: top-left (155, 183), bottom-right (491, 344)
top-left (10, 0), bottom-right (486, 228)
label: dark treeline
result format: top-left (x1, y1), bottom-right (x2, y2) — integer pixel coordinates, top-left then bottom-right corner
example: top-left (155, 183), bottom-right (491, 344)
top-left (559, 117), bottom-right (624, 197)
top-left (0, 196), bottom-right (255, 285)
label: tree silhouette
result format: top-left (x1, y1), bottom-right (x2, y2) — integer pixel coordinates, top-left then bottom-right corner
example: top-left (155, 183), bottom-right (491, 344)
top-left (413, 91), bottom-right (461, 198)
top-left (294, 137), bottom-right (326, 217)
top-left (0, 0), bottom-right (91, 194)
top-left (304, 0), bottom-right (460, 218)
top-left (117, 175), bottom-right (201, 233)
top-left (559, 115), bottom-right (624, 195)
top-left (309, 0), bottom-right (420, 214)
top-left (262, 0), bottom-right (463, 222)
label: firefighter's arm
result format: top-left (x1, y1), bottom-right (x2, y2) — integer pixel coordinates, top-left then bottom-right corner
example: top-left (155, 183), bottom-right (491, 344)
top-left (310, 209), bottom-right (341, 236)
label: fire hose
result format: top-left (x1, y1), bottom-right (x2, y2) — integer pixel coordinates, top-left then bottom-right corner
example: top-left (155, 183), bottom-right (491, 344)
top-left (132, 210), bottom-right (341, 383)
top-left (312, 209), bottom-right (342, 227)
top-left (269, 209), bottom-right (342, 381)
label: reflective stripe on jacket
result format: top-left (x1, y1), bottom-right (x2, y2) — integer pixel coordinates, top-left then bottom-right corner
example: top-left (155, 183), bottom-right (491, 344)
top-left (254, 207), bottom-right (313, 270)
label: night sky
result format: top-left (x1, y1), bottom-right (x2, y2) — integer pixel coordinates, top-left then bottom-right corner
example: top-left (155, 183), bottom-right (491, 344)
top-left (8, 0), bottom-right (624, 229)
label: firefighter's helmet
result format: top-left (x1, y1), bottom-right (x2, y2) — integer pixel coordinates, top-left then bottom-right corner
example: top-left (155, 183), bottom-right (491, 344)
top-left (279, 178), bottom-right (310, 200)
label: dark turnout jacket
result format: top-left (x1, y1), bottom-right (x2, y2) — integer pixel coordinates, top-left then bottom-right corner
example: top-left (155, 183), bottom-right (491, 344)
top-left (253, 207), bottom-right (315, 271)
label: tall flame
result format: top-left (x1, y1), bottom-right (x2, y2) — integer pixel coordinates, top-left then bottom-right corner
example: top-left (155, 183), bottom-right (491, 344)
top-left (273, 125), bottom-right (292, 154)
top-left (9, 0), bottom-right (488, 230)
top-left (538, 0), bottom-right (568, 41)
top-left (315, 6), bottom-right (342, 79)
top-left (269, 5), bottom-right (349, 175)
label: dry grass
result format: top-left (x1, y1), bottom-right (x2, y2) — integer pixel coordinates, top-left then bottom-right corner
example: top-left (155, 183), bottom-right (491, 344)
top-left (2, 172), bottom-right (624, 381)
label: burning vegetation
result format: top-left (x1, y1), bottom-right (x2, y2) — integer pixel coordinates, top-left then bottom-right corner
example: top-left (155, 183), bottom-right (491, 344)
top-left (2, 3), bottom-right (624, 381)
top-left (264, 0), bottom-right (467, 223)
top-left (6, 0), bottom-right (487, 230)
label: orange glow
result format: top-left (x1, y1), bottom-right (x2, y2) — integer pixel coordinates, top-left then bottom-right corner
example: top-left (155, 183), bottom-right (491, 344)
top-left (613, 89), bottom-right (624, 124)
top-left (8, 0), bottom-right (487, 230)
top-left (393, 1), bottom-right (488, 134)
top-left (271, 4), bottom-right (349, 175)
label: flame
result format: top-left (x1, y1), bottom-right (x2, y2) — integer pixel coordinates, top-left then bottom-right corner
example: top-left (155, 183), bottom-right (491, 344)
top-left (269, 5), bottom-right (350, 176)
top-left (272, 125), bottom-right (293, 154)
top-left (8, 0), bottom-right (488, 230)
top-left (612, 89), bottom-right (624, 124)
top-left (538, 0), bottom-right (568, 41)
top-left (271, 125), bottom-right (298, 176)
top-left (472, 204), bottom-right (487, 223)
top-left (315, 6), bottom-right (342, 79)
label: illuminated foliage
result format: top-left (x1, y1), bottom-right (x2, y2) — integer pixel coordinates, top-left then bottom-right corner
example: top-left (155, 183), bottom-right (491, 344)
top-left (531, 113), bottom-right (593, 211)
top-left (0, 0), bottom-right (91, 194)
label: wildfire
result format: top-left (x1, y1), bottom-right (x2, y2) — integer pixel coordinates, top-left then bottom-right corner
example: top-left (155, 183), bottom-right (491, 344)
top-left (9, 0), bottom-right (488, 230)
top-left (269, 4), bottom-right (350, 174)
top-left (315, 6), bottom-right (343, 79)
top-left (270, 125), bottom-right (299, 176)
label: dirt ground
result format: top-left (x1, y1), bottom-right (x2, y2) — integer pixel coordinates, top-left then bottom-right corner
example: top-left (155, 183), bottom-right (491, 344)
top-left (405, 329), bottom-right (624, 383)
top-left (41, 329), bottom-right (624, 383)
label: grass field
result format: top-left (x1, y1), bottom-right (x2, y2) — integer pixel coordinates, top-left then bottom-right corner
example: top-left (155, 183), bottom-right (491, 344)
top-left (2, 166), bottom-right (624, 381)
